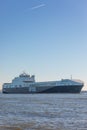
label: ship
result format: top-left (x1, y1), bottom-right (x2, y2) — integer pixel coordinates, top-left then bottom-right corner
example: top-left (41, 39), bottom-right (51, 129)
top-left (2, 73), bottom-right (84, 94)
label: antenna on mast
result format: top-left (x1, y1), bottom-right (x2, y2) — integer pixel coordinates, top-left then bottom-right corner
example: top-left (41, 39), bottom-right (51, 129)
top-left (71, 75), bottom-right (72, 80)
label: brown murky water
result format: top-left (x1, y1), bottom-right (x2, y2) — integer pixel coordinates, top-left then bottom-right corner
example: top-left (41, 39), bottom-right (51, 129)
top-left (0, 92), bottom-right (87, 130)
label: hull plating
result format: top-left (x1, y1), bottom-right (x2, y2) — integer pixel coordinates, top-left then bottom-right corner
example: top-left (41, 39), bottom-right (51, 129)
top-left (2, 85), bottom-right (83, 94)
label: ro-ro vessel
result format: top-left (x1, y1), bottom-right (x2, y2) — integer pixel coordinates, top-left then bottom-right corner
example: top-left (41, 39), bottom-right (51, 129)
top-left (2, 73), bottom-right (84, 93)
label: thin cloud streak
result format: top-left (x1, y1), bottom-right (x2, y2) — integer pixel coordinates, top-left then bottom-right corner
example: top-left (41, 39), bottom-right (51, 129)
top-left (31, 4), bottom-right (45, 10)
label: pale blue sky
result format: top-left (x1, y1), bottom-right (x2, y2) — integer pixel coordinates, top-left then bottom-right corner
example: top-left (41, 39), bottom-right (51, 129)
top-left (0, 0), bottom-right (87, 90)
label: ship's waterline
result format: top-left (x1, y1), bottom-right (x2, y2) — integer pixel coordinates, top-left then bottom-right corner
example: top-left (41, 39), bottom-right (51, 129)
top-left (2, 73), bottom-right (84, 93)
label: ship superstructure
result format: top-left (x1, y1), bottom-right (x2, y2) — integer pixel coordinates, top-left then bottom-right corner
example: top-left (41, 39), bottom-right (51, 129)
top-left (2, 73), bottom-right (84, 93)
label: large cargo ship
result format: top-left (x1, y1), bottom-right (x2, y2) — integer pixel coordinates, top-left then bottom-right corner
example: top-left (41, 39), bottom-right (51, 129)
top-left (2, 73), bottom-right (84, 93)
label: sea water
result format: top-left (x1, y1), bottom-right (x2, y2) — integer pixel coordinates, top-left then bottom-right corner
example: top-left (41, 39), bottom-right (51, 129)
top-left (0, 92), bottom-right (87, 130)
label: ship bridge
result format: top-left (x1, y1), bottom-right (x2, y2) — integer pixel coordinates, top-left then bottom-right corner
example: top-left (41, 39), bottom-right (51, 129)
top-left (12, 73), bottom-right (35, 83)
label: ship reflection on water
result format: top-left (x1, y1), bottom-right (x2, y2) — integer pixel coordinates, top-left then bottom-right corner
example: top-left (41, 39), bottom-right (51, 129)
top-left (0, 92), bottom-right (87, 130)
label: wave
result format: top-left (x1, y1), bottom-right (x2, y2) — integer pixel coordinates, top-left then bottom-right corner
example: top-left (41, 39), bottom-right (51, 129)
top-left (0, 126), bottom-right (21, 130)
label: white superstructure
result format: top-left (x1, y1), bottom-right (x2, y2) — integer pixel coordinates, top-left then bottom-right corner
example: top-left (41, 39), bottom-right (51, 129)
top-left (3, 73), bottom-right (35, 88)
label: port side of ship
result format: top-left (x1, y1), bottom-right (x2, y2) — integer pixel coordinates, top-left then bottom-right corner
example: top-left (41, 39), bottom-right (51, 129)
top-left (2, 73), bottom-right (84, 94)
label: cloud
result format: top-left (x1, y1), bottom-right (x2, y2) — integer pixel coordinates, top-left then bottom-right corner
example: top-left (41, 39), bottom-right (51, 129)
top-left (24, 4), bottom-right (45, 13)
top-left (31, 4), bottom-right (45, 10)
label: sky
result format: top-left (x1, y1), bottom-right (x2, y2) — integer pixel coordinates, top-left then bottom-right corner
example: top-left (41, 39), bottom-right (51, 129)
top-left (0, 0), bottom-right (87, 90)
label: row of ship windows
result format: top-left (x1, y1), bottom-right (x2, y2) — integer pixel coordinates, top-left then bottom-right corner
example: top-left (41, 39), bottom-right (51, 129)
top-left (3, 85), bottom-right (29, 88)
top-left (3, 83), bottom-right (76, 88)
top-left (32, 83), bottom-right (74, 86)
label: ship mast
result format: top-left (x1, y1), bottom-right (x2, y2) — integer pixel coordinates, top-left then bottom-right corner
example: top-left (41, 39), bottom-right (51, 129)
top-left (71, 75), bottom-right (72, 80)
